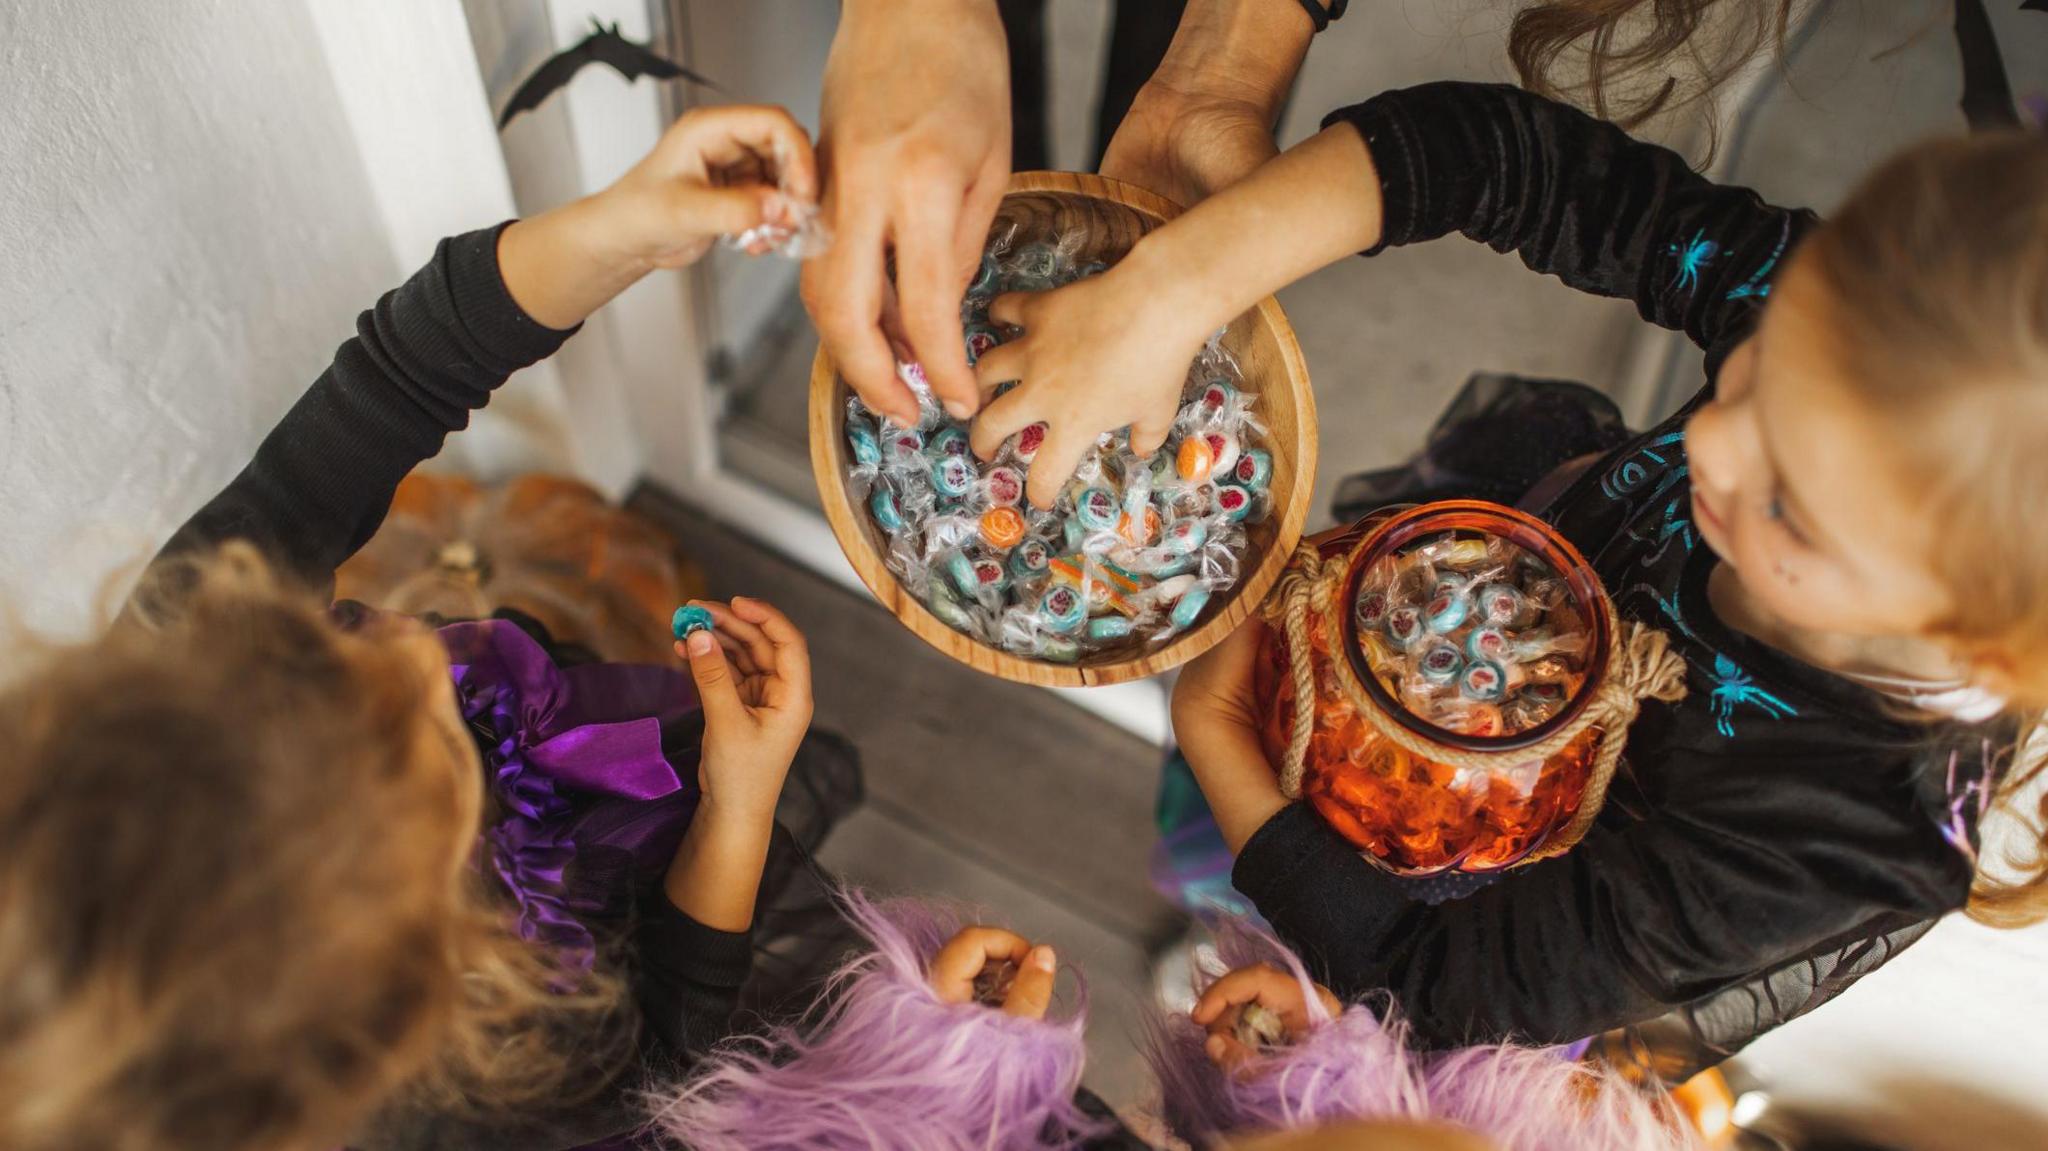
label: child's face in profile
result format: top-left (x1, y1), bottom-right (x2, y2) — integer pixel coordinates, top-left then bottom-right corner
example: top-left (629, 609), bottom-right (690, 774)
top-left (1684, 255), bottom-right (1955, 649)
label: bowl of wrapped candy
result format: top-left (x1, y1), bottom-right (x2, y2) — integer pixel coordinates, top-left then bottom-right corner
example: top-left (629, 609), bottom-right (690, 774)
top-left (1254, 501), bottom-right (1650, 875)
top-left (809, 172), bottom-right (1317, 687)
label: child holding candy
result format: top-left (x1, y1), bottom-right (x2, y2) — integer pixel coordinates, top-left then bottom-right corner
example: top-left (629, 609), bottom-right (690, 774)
top-left (648, 892), bottom-right (1696, 1151)
top-left (977, 82), bottom-right (2048, 1069)
top-left (0, 105), bottom-right (859, 1151)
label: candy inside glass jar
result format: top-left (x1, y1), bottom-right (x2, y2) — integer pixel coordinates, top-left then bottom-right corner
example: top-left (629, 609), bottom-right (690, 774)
top-left (1257, 503), bottom-right (1612, 874)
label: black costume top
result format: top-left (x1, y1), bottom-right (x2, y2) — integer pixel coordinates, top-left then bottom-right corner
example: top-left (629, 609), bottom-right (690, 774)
top-left (1233, 83), bottom-right (1995, 1065)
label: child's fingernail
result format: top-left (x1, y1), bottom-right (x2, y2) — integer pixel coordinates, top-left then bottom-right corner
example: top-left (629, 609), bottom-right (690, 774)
top-left (1029, 946), bottom-right (1056, 972)
top-left (945, 400), bottom-right (973, 419)
top-left (686, 631), bottom-right (715, 656)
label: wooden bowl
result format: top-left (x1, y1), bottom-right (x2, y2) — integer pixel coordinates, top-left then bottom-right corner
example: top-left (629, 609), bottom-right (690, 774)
top-left (808, 171), bottom-right (1317, 687)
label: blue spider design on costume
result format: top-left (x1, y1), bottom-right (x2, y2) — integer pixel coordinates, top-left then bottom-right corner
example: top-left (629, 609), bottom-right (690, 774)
top-left (1703, 654), bottom-right (1798, 737)
top-left (1631, 582), bottom-right (1800, 737)
top-left (1724, 218), bottom-right (1791, 302)
top-left (1668, 230), bottom-right (1720, 295)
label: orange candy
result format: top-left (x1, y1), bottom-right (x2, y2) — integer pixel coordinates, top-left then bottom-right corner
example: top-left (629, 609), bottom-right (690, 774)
top-left (979, 506), bottom-right (1027, 550)
top-left (1118, 505), bottom-right (1162, 547)
top-left (1176, 436), bottom-right (1215, 482)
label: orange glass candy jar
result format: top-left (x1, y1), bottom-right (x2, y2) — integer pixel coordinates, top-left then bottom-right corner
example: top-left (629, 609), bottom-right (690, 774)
top-left (1255, 501), bottom-right (1682, 876)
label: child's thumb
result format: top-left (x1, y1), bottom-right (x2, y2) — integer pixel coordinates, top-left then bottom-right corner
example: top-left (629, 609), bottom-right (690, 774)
top-left (1001, 946), bottom-right (1058, 1020)
top-left (682, 630), bottom-right (743, 721)
top-left (670, 183), bottom-right (771, 239)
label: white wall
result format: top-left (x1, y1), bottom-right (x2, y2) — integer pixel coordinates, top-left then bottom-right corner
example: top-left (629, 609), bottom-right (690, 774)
top-left (0, 0), bottom-right (395, 633)
top-left (0, 0), bottom-right (585, 636)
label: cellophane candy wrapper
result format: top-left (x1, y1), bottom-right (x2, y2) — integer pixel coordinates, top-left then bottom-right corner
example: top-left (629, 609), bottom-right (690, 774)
top-left (723, 161), bottom-right (833, 260)
top-left (841, 229), bottom-right (1276, 664)
top-left (1351, 533), bottom-right (1591, 746)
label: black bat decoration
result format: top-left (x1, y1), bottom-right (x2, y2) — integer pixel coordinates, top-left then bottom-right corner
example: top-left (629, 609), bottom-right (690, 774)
top-left (2024, 1), bottom-right (2045, 12)
top-left (499, 19), bottom-right (717, 129)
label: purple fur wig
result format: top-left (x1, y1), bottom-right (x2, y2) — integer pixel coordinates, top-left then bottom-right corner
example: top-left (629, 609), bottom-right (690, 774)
top-left (647, 893), bottom-right (1105, 1150)
top-left (1147, 925), bottom-right (1700, 1151)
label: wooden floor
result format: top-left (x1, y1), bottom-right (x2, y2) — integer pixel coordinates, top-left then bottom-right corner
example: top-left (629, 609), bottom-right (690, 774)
top-left (632, 489), bottom-right (1182, 1106)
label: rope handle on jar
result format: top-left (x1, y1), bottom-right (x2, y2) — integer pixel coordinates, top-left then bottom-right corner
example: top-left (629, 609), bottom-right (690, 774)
top-left (1263, 540), bottom-right (1689, 849)
top-left (1266, 543), bottom-right (1342, 799)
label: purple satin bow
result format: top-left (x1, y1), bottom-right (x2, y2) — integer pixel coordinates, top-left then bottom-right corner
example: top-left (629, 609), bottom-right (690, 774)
top-left (440, 620), bottom-right (695, 970)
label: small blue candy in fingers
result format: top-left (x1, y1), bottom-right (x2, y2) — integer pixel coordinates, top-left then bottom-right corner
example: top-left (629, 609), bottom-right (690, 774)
top-left (671, 604), bottom-right (716, 641)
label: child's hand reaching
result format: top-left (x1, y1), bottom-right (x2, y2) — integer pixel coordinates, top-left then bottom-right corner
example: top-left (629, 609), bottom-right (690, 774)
top-left (1190, 962), bottom-right (1342, 1074)
top-left (968, 259), bottom-right (1213, 508)
top-left (601, 104), bottom-right (820, 270)
top-left (928, 926), bottom-right (1059, 1020)
top-left (676, 597), bottom-right (814, 824)
top-left (498, 104), bottom-right (819, 330)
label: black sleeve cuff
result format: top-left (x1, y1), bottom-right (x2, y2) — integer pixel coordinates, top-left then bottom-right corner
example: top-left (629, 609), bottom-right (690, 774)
top-left (1232, 801), bottom-right (1358, 911)
top-left (444, 222), bottom-right (583, 370)
top-left (636, 896), bottom-right (755, 993)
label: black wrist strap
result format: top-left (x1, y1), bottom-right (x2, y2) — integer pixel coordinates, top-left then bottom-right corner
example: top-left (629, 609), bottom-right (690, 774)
top-left (1293, 0), bottom-right (1347, 33)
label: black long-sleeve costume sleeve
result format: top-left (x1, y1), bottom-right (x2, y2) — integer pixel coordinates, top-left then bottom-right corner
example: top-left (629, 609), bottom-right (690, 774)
top-left (151, 224), bottom-right (751, 1062)
top-left (1343, 81), bottom-right (1814, 357)
top-left (1226, 85), bottom-right (1969, 1050)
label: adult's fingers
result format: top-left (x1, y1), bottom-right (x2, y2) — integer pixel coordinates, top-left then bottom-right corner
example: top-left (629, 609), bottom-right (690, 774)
top-left (893, 188), bottom-right (976, 418)
top-left (804, 196), bottom-right (913, 425)
top-left (1025, 424), bottom-right (1094, 509)
top-left (929, 927), bottom-right (1033, 1004)
top-left (1000, 946), bottom-right (1058, 1019)
top-left (680, 629), bottom-right (746, 730)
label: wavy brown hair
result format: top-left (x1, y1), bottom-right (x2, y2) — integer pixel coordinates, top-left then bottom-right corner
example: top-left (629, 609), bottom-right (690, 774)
top-left (1508, 0), bottom-right (1800, 133)
top-left (1794, 132), bottom-right (2048, 926)
top-left (0, 545), bottom-right (627, 1151)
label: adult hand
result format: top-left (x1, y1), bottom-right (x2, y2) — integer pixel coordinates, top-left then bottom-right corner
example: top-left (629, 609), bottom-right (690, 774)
top-left (929, 926), bottom-right (1059, 1020)
top-left (1099, 0), bottom-right (1312, 207)
top-left (1101, 84), bottom-right (1281, 208)
top-left (804, 0), bottom-right (1011, 428)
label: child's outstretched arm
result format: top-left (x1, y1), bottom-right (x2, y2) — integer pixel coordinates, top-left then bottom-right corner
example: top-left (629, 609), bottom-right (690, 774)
top-left (1172, 621), bottom-right (1964, 1049)
top-left (635, 596), bottom-right (813, 1061)
top-left (150, 105), bottom-right (816, 591)
top-left (972, 124), bottom-right (1384, 506)
top-left (974, 81), bottom-right (1815, 504)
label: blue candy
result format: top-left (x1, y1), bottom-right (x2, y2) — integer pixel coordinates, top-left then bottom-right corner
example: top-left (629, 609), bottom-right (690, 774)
top-left (1169, 584), bottom-right (1212, 630)
top-left (671, 604), bottom-right (715, 640)
top-left (1088, 616), bottom-right (1134, 641)
top-left (871, 488), bottom-right (906, 532)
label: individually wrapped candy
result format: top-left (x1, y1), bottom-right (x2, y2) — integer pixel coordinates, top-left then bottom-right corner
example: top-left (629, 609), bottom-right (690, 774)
top-left (1351, 530), bottom-right (1594, 741)
top-left (845, 228), bottom-right (1276, 663)
top-left (724, 154), bottom-right (834, 260)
